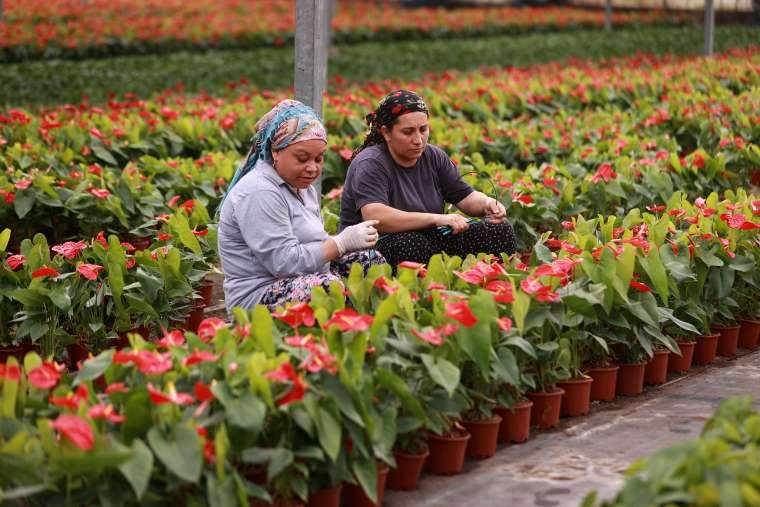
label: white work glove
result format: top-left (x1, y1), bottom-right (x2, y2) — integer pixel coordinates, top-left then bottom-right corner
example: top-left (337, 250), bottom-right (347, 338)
top-left (332, 220), bottom-right (379, 255)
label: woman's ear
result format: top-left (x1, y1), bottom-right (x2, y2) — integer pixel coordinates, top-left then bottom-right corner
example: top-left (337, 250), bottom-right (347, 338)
top-left (380, 125), bottom-right (392, 143)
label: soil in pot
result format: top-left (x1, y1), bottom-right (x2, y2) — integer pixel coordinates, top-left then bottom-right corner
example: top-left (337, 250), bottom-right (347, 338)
top-left (341, 462), bottom-right (389, 507)
top-left (493, 401), bottom-right (532, 444)
top-left (526, 389), bottom-right (564, 429)
top-left (738, 318), bottom-right (760, 349)
top-left (557, 377), bottom-right (593, 417)
top-left (644, 349), bottom-right (670, 385)
top-left (307, 484), bottom-right (341, 507)
top-left (461, 415), bottom-right (502, 459)
top-left (588, 365), bottom-right (619, 402)
top-left (426, 429), bottom-right (471, 475)
top-left (668, 341), bottom-right (695, 373)
top-left (711, 324), bottom-right (740, 357)
top-left (693, 333), bottom-right (719, 365)
top-left (616, 362), bottom-right (646, 396)
top-left (387, 446), bottom-right (429, 491)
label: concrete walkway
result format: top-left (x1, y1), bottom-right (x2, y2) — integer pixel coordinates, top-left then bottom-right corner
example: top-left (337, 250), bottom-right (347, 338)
top-left (386, 349), bottom-right (760, 507)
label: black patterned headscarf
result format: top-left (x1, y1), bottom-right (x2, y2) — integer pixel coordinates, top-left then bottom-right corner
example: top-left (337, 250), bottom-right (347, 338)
top-left (351, 90), bottom-right (429, 160)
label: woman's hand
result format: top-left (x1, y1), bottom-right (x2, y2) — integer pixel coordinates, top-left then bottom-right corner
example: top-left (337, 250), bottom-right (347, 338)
top-left (483, 197), bottom-right (507, 224)
top-left (436, 214), bottom-right (470, 235)
top-left (332, 220), bottom-right (380, 255)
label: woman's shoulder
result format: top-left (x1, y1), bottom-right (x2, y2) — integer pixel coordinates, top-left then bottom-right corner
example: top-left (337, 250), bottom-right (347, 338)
top-left (350, 145), bottom-right (391, 173)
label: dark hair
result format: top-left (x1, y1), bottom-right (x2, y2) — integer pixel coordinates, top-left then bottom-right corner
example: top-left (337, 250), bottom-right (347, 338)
top-left (351, 90), bottom-right (429, 161)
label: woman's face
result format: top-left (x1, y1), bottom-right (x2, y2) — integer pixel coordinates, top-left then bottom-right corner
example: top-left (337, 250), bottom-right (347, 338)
top-left (273, 139), bottom-right (327, 189)
top-left (381, 112), bottom-right (430, 168)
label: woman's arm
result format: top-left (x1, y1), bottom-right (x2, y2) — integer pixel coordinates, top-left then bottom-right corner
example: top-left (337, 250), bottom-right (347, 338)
top-left (361, 203), bottom-right (470, 234)
top-left (455, 191), bottom-right (506, 223)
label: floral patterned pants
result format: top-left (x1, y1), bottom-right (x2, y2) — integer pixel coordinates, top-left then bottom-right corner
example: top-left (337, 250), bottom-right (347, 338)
top-left (259, 250), bottom-right (386, 310)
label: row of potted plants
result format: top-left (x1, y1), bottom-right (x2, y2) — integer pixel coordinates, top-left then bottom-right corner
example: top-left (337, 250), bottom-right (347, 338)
top-left (0, 0), bottom-right (680, 62)
top-left (2, 49), bottom-right (757, 246)
top-left (1, 189), bottom-right (756, 505)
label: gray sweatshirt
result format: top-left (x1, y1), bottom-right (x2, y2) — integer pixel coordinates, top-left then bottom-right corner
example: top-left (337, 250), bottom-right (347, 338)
top-left (218, 159), bottom-right (329, 311)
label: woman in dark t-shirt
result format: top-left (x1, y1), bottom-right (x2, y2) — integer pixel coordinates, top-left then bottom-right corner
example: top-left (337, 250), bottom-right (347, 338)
top-left (339, 90), bottom-right (517, 266)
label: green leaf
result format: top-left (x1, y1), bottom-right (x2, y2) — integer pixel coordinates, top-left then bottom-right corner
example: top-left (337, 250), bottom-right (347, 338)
top-left (73, 349), bottom-right (114, 385)
top-left (316, 408), bottom-right (341, 462)
top-left (206, 473), bottom-right (237, 507)
top-left (2, 357), bottom-right (20, 417)
top-left (122, 391), bottom-right (153, 443)
top-left (375, 367), bottom-right (425, 422)
top-left (147, 424), bottom-right (202, 483)
top-left (455, 290), bottom-right (495, 373)
top-left (211, 384), bottom-right (266, 432)
top-left (48, 286), bottom-right (71, 312)
top-left (13, 191), bottom-right (35, 219)
top-left (0, 229), bottom-right (10, 252)
top-left (170, 212), bottom-right (202, 255)
top-left (642, 246), bottom-right (669, 305)
top-left (369, 294), bottom-right (398, 339)
top-left (512, 287), bottom-right (530, 334)
top-left (118, 438), bottom-right (153, 500)
top-left (493, 347), bottom-right (520, 387)
top-left (352, 458), bottom-right (378, 505)
top-left (251, 305), bottom-right (275, 357)
top-left (421, 354), bottom-right (460, 397)
top-left (92, 144), bottom-right (118, 166)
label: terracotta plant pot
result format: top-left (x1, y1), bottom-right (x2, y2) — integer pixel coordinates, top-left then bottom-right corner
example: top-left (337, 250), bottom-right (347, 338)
top-left (341, 463), bottom-right (389, 507)
top-left (199, 278), bottom-right (215, 308)
top-left (668, 341), bottom-right (695, 373)
top-left (644, 349), bottom-right (670, 385)
top-left (185, 303), bottom-right (205, 333)
top-left (526, 389), bottom-right (564, 429)
top-left (426, 430), bottom-right (471, 475)
top-left (250, 499), bottom-right (304, 507)
top-left (693, 333), bottom-right (719, 365)
top-left (0, 345), bottom-right (26, 363)
top-left (387, 447), bottom-right (429, 491)
top-left (557, 377), bottom-right (593, 417)
top-left (493, 401), bottom-right (532, 444)
top-left (588, 365), bottom-right (619, 402)
top-left (711, 324), bottom-right (740, 357)
top-left (461, 415), bottom-right (502, 459)
top-left (616, 362), bottom-right (646, 396)
top-left (67, 342), bottom-right (91, 370)
top-left (307, 484), bottom-right (342, 507)
top-left (738, 318), bottom-right (760, 349)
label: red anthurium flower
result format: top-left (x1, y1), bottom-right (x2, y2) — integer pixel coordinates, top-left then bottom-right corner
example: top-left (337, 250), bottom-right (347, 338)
top-left (88, 403), bottom-right (126, 424)
top-left (373, 276), bottom-right (398, 294)
top-left (105, 382), bottom-right (129, 395)
top-left (52, 240), bottom-right (88, 259)
top-left (273, 302), bottom-right (315, 329)
top-left (157, 233), bottom-right (172, 241)
top-left (484, 280), bottom-right (515, 303)
top-left (630, 280), bottom-right (652, 292)
top-left (50, 414), bottom-right (93, 451)
top-left (182, 349), bottom-right (218, 367)
top-left (560, 241), bottom-right (582, 255)
top-left (179, 199), bottom-right (196, 213)
top-left (694, 197), bottom-right (706, 209)
top-left (147, 383), bottom-right (194, 405)
top-left (411, 327), bottom-right (444, 346)
top-left (285, 334), bottom-right (315, 348)
top-left (0, 363), bottom-right (21, 381)
top-left (668, 209), bottom-right (686, 218)
top-left (324, 308), bottom-right (373, 333)
top-left (95, 231), bottom-right (108, 248)
top-left (326, 186), bottom-right (343, 200)
top-left (155, 329), bottom-right (186, 348)
top-left (497, 316), bottom-right (513, 333)
top-left (167, 195), bottom-right (181, 208)
top-left (561, 221), bottom-right (575, 230)
top-left (89, 188), bottom-right (110, 199)
top-left (591, 162), bottom-right (617, 183)
top-left (724, 203), bottom-right (742, 211)
top-left (192, 228), bottom-right (209, 236)
top-left (32, 266), bottom-right (60, 278)
top-left (683, 215), bottom-right (699, 225)
top-left (444, 300), bottom-right (478, 327)
top-left (646, 205), bottom-right (666, 213)
top-left (426, 282), bottom-right (447, 291)
top-left (300, 346), bottom-right (338, 374)
top-left (15, 179), bottom-right (32, 190)
top-left (398, 261), bottom-right (424, 270)
top-left (266, 363), bottom-right (307, 407)
top-left (536, 289), bottom-right (560, 302)
top-left (28, 361), bottom-right (61, 389)
top-left (739, 221), bottom-right (760, 230)
top-left (5, 254), bottom-right (26, 270)
top-left (134, 350), bottom-right (173, 375)
top-left (197, 317), bottom-right (227, 342)
top-left (546, 238), bottom-right (562, 251)
top-left (77, 263), bottom-right (103, 280)
top-left (520, 276), bottom-right (544, 294)
top-left (339, 148), bottom-right (353, 161)
top-left (194, 381), bottom-right (214, 402)
top-left (49, 385), bottom-right (89, 410)
top-left (454, 269), bottom-right (484, 285)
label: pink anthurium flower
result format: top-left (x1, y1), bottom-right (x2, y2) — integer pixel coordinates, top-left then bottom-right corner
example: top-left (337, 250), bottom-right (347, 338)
top-left (50, 414), bottom-right (94, 451)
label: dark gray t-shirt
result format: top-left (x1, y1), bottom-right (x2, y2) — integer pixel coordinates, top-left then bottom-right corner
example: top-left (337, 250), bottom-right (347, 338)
top-left (339, 143), bottom-right (474, 230)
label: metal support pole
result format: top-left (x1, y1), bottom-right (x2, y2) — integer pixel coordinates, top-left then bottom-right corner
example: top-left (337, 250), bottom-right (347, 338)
top-left (704, 0), bottom-right (715, 56)
top-left (295, 0), bottom-right (330, 195)
top-left (604, 0), bottom-right (612, 31)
